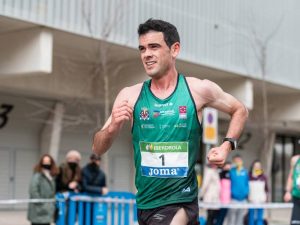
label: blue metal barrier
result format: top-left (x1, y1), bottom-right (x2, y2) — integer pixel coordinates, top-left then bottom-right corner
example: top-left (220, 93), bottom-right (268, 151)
top-left (56, 192), bottom-right (137, 225)
top-left (248, 208), bottom-right (264, 225)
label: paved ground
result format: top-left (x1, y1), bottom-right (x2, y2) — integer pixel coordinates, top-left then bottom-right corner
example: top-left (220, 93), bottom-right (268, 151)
top-left (0, 208), bottom-right (292, 225)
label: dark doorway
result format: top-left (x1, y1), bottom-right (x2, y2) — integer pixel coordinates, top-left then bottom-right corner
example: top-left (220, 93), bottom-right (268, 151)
top-left (272, 136), bottom-right (300, 202)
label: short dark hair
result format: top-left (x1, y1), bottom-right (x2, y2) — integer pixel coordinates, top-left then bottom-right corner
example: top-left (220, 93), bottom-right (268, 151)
top-left (232, 154), bottom-right (242, 159)
top-left (90, 153), bottom-right (101, 161)
top-left (138, 18), bottom-right (180, 48)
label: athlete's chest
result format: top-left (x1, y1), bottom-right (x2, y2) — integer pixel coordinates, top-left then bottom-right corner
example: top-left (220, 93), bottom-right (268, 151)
top-left (136, 96), bottom-right (191, 124)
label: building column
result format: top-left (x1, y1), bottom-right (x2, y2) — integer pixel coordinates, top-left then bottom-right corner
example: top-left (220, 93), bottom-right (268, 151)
top-left (40, 102), bottom-right (65, 160)
top-left (259, 131), bottom-right (276, 181)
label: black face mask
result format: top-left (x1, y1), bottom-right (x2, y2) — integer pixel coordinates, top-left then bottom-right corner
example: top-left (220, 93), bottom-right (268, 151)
top-left (68, 162), bottom-right (78, 171)
top-left (90, 162), bottom-right (99, 169)
top-left (42, 164), bottom-right (51, 170)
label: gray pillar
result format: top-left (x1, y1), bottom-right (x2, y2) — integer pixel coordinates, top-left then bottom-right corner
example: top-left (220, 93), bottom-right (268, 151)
top-left (40, 102), bottom-right (65, 161)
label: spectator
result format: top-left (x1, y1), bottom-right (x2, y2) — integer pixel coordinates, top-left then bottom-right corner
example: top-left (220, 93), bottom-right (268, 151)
top-left (195, 160), bottom-right (203, 196)
top-left (27, 154), bottom-right (58, 225)
top-left (56, 150), bottom-right (82, 193)
top-left (227, 154), bottom-right (249, 225)
top-left (81, 154), bottom-right (109, 223)
top-left (200, 163), bottom-right (221, 225)
top-left (216, 161), bottom-right (231, 225)
top-left (81, 154), bottom-right (109, 195)
top-left (283, 154), bottom-right (300, 225)
top-left (248, 160), bottom-right (268, 225)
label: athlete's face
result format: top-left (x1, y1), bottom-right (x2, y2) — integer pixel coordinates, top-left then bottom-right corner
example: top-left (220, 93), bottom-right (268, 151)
top-left (138, 31), bottom-right (180, 78)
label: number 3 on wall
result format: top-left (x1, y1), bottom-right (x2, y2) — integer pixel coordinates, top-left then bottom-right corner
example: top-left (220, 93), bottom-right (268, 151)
top-left (0, 104), bottom-right (14, 129)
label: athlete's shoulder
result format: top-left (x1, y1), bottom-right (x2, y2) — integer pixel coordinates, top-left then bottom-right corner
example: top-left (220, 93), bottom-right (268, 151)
top-left (186, 76), bottom-right (217, 87)
top-left (121, 83), bottom-right (143, 94)
top-left (116, 83), bottom-right (143, 107)
top-left (185, 77), bottom-right (221, 95)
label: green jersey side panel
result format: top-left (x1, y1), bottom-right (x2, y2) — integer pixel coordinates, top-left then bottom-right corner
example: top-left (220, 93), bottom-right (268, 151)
top-left (292, 158), bottom-right (300, 198)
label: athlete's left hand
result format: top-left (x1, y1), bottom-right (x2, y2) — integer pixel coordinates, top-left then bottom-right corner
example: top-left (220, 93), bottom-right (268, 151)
top-left (207, 144), bottom-right (230, 167)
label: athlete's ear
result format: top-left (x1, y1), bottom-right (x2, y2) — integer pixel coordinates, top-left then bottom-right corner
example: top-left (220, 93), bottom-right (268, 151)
top-left (171, 42), bottom-right (180, 58)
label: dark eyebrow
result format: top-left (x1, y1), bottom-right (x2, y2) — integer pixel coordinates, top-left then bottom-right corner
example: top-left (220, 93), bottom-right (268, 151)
top-left (149, 43), bottom-right (161, 47)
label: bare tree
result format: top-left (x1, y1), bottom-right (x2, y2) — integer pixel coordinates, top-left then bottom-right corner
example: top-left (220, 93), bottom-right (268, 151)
top-left (232, 10), bottom-right (284, 200)
top-left (81, 0), bottom-right (130, 126)
top-left (241, 14), bottom-right (283, 177)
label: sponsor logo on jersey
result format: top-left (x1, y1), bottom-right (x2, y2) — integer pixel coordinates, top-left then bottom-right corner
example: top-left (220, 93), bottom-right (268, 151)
top-left (154, 102), bottom-right (173, 108)
top-left (148, 168), bottom-right (178, 176)
top-left (160, 109), bottom-right (175, 116)
top-left (159, 124), bottom-right (170, 129)
top-left (141, 124), bottom-right (155, 129)
top-left (141, 142), bottom-right (187, 152)
top-left (139, 107), bottom-right (150, 120)
top-left (145, 144), bottom-right (154, 151)
top-left (179, 106), bottom-right (187, 119)
top-left (182, 187), bottom-right (191, 193)
top-left (153, 110), bottom-right (160, 118)
top-left (174, 123), bottom-right (187, 128)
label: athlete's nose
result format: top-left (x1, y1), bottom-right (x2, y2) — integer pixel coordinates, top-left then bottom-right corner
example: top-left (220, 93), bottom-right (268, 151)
top-left (143, 48), bottom-right (153, 59)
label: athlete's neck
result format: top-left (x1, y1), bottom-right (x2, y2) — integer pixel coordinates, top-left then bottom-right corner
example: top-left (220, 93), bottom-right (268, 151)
top-left (150, 70), bottom-right (178, 93)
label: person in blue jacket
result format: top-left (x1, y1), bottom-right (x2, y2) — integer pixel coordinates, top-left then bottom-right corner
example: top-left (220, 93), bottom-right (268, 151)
top-left (227, 154), bottom-right (249, 225)
top-left (81, 154), bottom-right (109, 195)
top-left (81, 154), bottom-right (109, 223)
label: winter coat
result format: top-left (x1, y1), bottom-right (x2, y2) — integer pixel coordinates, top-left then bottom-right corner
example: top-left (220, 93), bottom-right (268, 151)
top-left (200, 166), bottom-right (221, 203)
top-left (249, 174), bottom-right (268, 203)
top-left (230, 167), bottom-right (249, 201)
top-left (220, 170), bottom-right (231, 204)
top-left (56, 162), bottom-right (81, 192)
top-left (81, 163), bottom-right (107, 195)
top-left (27, 171), bottom-right (56, 224)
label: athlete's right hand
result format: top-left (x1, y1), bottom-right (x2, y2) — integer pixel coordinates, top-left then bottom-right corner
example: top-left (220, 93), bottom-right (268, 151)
top-left (108, 100), bottom-right (133, 133)
top-left (283, 191), bottom-right (292, 202)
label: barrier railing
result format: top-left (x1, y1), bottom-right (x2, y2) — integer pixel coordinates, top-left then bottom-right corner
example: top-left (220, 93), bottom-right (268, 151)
top-left (56, 191), bottom-right (137, 225)
top-left (0, 196), bottom-right (293, 225)
top-left (198, 201), bottom-right (293, 225)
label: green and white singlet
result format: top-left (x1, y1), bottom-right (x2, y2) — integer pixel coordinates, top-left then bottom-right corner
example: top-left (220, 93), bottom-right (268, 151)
top-left (132, 74), bottom-right (202, 209)
top-left (292, 157), bottom-right (300, 198)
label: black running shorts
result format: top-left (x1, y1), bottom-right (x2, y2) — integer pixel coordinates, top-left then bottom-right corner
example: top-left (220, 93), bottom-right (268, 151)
top-left (137, 199), bottom-right (199, 225)
top-left (291, 196), bottom-right (300, 225)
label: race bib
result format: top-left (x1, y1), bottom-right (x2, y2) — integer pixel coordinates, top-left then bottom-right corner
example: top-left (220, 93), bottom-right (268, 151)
top-left (139, 141), bottom-right (189, 178)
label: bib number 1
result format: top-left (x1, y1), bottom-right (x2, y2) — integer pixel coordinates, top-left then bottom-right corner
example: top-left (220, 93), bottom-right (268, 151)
top-left (159, 154), bottom-right (165, 166)
top-left (140, 141), bottom-right (189, 178)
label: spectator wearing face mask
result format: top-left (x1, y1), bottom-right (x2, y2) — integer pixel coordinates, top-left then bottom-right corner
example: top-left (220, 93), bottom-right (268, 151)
top-left (227, 154), bottom-right (249, 225)
top-left (81, 154), bottom-right (109, 195)
top-left (81, 154), bottom-right (109, 223)
top-left (248, 160), bottom-right (268, 225)
top-left (27, 154), bottom-right (58, 225)
top-left (56, 150), bottom-right (82, 193)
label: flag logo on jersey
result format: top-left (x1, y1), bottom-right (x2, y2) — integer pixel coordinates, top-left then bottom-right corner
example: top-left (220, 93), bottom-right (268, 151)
top-left (179, 106), bottom-right (187, 119)
top-left (153, 110), bottom-right (160, 118)
top-left (140, 107), bottom-right (150, 120)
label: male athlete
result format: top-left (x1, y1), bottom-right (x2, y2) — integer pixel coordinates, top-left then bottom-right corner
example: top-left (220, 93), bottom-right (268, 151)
top-left (284, 154), bottom-right (300, 225)
top-left (93, 19), bottom-right (248, 225)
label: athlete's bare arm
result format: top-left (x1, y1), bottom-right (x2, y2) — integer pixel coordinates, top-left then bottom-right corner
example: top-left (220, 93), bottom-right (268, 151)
top-left (187, 77), bottom-right (249, 166)
top-left (92, 83), bottom-right (143, 155)
top-left (284, 155), bottom-right (300, 202)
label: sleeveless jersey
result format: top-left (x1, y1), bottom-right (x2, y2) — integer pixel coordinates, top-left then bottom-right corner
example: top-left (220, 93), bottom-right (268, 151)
top-left (292, 157), bottom-right (300, 198)
top-left (132, 74), bottom-right (202, 209)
